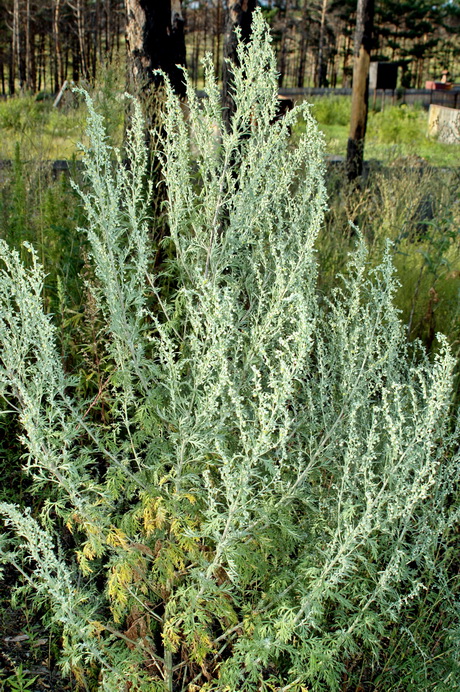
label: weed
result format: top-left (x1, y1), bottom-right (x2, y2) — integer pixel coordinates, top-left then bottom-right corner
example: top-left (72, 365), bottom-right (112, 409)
top-left (319, 163), bottom-right (460, 357)
top-left (0, 663), bottom-right (38, 692)
top-left (368, 103), bottom-right (426, 145)
top-left (310, 94), bottom-right (351, 126)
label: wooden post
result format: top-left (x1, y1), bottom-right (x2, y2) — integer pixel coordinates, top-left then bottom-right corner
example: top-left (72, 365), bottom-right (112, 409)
top-left (53, 79), bottom-right (68, 108)
top-left (346, 0), bottom-right (374, 181)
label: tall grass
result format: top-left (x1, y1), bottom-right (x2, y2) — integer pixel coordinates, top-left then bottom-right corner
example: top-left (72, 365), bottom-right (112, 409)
top-left (319, 164), bottom-right (460, 359)
top-left (0, 61), bottom-right (125, 161)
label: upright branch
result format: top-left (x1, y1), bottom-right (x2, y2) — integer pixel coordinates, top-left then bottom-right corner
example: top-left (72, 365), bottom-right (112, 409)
top-left (346, 0), bottom-right (374, 181)
top-left (0, 12), bottom-right (459, 692)
top-left (124, 0), bottom-right (187, 228)
top-left (222, 0), bottom-right (257, 130)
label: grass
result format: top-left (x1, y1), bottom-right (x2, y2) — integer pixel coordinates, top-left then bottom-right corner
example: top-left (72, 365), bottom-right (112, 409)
top-left (304, 95), bottom-right (460, 166)
top-left (0, 90), bottom-right (458, 360)
top-left (0, 60), bottom-right (125, 161)
top-left (2, 88), bottom-right (459, 166)
top-left (317, 163), bottom-right (460, 365)
top-left (0, 87), bottom-right (458, 360)
top-left (0, 96), bottom-right (88, 160)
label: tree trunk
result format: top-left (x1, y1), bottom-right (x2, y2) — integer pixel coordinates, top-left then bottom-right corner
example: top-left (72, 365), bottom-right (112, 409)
top-left (222, 0), bottom-right (256, 130)
top-left (125, 0), bottom-right (186, 125)
top-left (214, 0), bottom-right (222, 79)
top-left (53, 0), bottom-right (63, 92)
top-left (38, 31), bottom-right (46, 91)
top-left (71, 31), bottom-right (80, 82)
top-left (104, 0), bottom-right (111, 56)
top-left (75, 0), bottom-right (89, 80)
top-left (171, 0), bottom-right (186, 91)
top-left (25, 0), bottom-right (32, 90)
top-left (277, 24), bottom-right (287, 89)
top-left (192, 12), bottom-right (200, 87)
top-left (13, 0), bottom-right (21, 91)
top-left (341, 31), bottom-right (352, 87)
top-left (316, 0), bottom-right (328, 87)
top-left (94, 0), bottom-right (101, 78)
top-left (346, 0), bottom-right (374, 181)
top-left (297, 0), bottom-right (310, 88)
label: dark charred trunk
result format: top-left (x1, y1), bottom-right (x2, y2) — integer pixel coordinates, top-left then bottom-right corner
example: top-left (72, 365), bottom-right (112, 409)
top-left (124, 0), bottom-right (187, 241)
top-left (125, 0), bottom-right (187, 144)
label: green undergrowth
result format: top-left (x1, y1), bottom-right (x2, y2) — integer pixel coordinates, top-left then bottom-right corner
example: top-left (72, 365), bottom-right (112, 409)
top-left (301, 96), bottom-right (460, 166)
top-left (0, 61), bottom-right (125, 161)
top-left (0, 144), bottom-right (85, 312)
top-left (318, 164), bottom-right (460, 358)
top-left (2, 84), bottom-right (459, 167)
top-left (0, 95), bottom-right (87, 160)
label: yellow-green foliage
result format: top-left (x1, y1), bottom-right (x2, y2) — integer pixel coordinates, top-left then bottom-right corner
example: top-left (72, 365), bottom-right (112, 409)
top-left (368, 103), bottom-right (425, 144)
top-left (0, 94), bottom-right (86, 160)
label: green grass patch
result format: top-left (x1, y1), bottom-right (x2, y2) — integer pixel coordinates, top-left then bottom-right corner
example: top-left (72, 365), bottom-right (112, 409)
top-left (2, 90), bottom-right (458, 166)
top-left (0, 62), bottom-right (125, 160)
top-left (0, 95), bottom-right (88, 160)
top-left (299, 96), bottom-right (460, 166)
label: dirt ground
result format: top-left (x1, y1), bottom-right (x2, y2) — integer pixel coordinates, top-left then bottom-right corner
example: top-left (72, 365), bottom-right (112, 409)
top-left (0, 569), bottom-right (75, 692)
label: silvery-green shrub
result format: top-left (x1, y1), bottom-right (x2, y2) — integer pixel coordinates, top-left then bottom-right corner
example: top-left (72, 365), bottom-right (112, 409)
top-left (0, 12), bottom-right (459, 692)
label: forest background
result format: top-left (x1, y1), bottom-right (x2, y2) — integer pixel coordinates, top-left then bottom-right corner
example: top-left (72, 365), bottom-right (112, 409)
top-left (0, 0), bottom-right (459, 95)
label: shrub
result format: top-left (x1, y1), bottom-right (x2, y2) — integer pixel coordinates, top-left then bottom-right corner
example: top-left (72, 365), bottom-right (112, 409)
top-left (0, 12), bottom-right (459, 692)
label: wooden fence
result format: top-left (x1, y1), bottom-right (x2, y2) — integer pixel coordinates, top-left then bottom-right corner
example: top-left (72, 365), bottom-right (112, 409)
top-left (279, 87), bottom-right (460, 110)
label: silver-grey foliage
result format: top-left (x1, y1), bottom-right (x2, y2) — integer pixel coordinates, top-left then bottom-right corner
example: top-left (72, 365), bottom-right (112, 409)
top-left (0, 12), bottom-right (459, 692)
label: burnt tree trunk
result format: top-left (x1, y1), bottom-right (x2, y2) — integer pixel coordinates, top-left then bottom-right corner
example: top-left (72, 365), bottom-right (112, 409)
top-left (297, 0), bottom-right (310, 89)
top-left (124, 0), bottom-right (187, 241)
top-left (125, 0), bottom-right (186, 154)
top-left (222, 0), bottom-right (256, 130)
top-left (75, 0), bottom-right (89, 80)
top-left (316, 0), bottom-right (328, 88)
top-left (214, 0), bottom-right (222, 79)
top-left (25, 0), bottom-right (32, 90)
top-left (346, 0), bottom-right (374, 181)
top-left (53, 0), bottom-right (63, 92)
top-left (12, 0), bottom-right (20, 91)
top-left (125, 2), bottom-right (186, 100)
